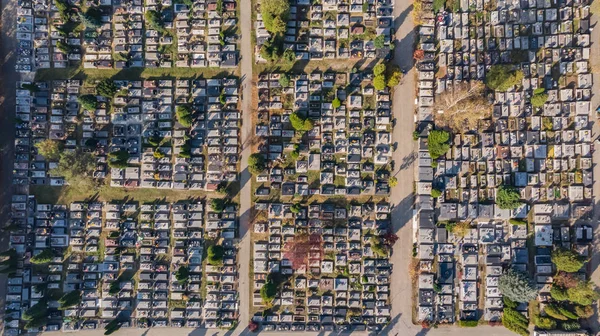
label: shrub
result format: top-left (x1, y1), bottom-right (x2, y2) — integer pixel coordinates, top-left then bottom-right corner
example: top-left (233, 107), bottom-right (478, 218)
top-left (176, 105), bottom-right (194, 127)
top-left (544, 304), bottom-right (568, 320)
top-left (575, 305), bottom-right (594, 318)
top-left (332, 97), bottom-right (341, 108)
top-left (428, 130), bottom-right (450, 160)
top-left (534, 315), bottom-right (557, 330)
top-left (31, 248), bottom-right (54, 264)
top-left (498, 268), bottom-right (538, 303)
top-left (566, 282), bottom-right (600, 306)
top-left (496, 185), bottom-right (521, 209)
top-left (248, 153), bottom-right (266, 174)
top-left (97, 79), bottom-right (118, 98)
top-left (557, 306), bottom-right (578, 320)
top-left (561, 321), bottom-right (581, 331)
top-left (550, 286), bottom-right (569, 301)
top-left (552, 249), bottom-right (585, 273)
top-left (431, 188), bottom-right (442, 198)
top-left (502, 296), bottom-right (518, 309)
top-left (457, 320), bottom-right (478, 327)
top-left (290, 203), bottom-right (302, 214)
top-left (207, 245), bottom-right (224, 265)
top-left (508, 218), bottom-right (527, 225)
top-left (35, 139), bottom-right (62, 161)
top-left (373, 63), bottom-right (386, 76)
top-left (374, 35), bottom-right (385, 48)
top-left (289, 112), bottom-right (314, 131)
top-left (485, 65), bottom-right (524, 91)
top-left (502, 308), bottom-right (529, 336)
top-left (388, 176), bottom-right (398, 187)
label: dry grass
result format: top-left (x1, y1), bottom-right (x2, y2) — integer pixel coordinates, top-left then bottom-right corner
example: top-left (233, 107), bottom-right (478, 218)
top-left (434, 81), bottom-right (492, 132)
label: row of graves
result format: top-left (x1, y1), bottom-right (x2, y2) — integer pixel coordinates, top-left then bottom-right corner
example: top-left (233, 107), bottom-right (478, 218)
top-left (15, 83), bottom-right (35, 186)
top-left (15, 0), bottom-right (37, 72)
top-left (107, 78), bottom-right (240, 190)
top-left (255, 0), bottom-right (395, 61)
top-left (4, 198), bottom-right (240, 333)
top-left (172, 0), bottom-right (239, 67)
top-left (250, 201), bottom-right (393, 332)
top-left (254, 72), bottom-right (393, 198)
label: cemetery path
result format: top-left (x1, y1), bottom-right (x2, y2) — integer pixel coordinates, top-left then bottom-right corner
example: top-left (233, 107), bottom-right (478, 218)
top-left (235, 0), bottom-right (254, 332)
top-left (0, 0), bottom-right (20, 330)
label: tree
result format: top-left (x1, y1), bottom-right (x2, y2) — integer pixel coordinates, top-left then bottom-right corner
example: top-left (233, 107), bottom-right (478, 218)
top-left (176, 105), bottom-right (194, 127)
top-left (248, 153), bottom-right (266, 174)
top-left (534, 315), bottom-right (557, 329)
top-left (566, 282), bottom-right (600, 306)
top-left (279, 74), bottom-right (290, 87)
top-left (496, 185), bottom-right (521, 209)
top-left (554, 271), bottom-right (581, 289)
top-left (30, 248), bottom-right (54, 264)
top-left (373, 63), bottom-right (386, 76)
top-left (502, 296), bottom-right (518, 309)
top-left (52, 149), bottom-right (97, 191)
top-left (531, 88), bottom-right (548, 108)
top-left (23, 299), bottom-right (48, 321)
top-left (207, 245), bottom-right (224, 265)
top-left (78, 94), bottom-right (98, 111)
top-left (59, 290), bottom-right (81, 309)
top-left (332, 97), bottom-right (341, 108)
top-left (433, 81), bottom-right (492, 132)
top-left (550, 286), bottom-right (569, 301)
top-left (282, 49), bottom-right (295, 62)
top-left (283, 232), bottom-right (323, 270)
top-left (552, 249), bottom-right (585, 273)
top-left (35, 139), bottom-right (62, 161)
top-left (575, 305), bottom-right (594, 318)
top-left (373, 75), bottom-right (386, 90)
top-left (289, 112), bottom-right (314, 131)
top-left (485, 65), bottom-right (524, 91)
top-left (175, 265), bottom-right (190, 284)
top-left (145, 10), bottom-right (166, 33)
top-left (260, 281), bottom-right (278, 304)
top-left (108, 149), bottom-right (129, 169)
top-left (386, 65), bottom-right (402, 87)
top-left (427, 130), bottom-right (450, 160)
top-left (96, 79), bottom-right (118, 98)
top-left (502, 308), bottom-right (529, 336)
top-left (374, 35), bottom-right (385, 49)
top-left (261, 0), bottom-right (290, 35)
top-left (498, 268), bottom-right (538, 302)
top-left (389, 176), bottom-right (398, 187)
top-left (290, 203), bottom-right (302, 214)
top-left (79, 7), bottom-right (102, 29)
top-left (210, 198), bottom-right (227, 213)
top-left (431, 188), bottom-right (442, 198)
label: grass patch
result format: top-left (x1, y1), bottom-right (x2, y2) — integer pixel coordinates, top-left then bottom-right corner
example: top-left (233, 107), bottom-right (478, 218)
top-left (36, 66), bottom-right (237, 82)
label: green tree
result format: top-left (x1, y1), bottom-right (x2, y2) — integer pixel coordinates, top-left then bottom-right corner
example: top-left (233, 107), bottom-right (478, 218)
top-left (503, 296), bottom-right (518, 309)
top-left (35, 139), bottom-right (62, 161)
top-left (176, 105), bottom-right (194, 127)
top-left (575, 305), bottom-right (594, 318)
top-left (386, 65), bottom-right (402, 87)
top-left (550, 286), bottom-right (569, 301)
top-left (431, 188), bottom-right (442, 198)
top-left (279, 74), bottom-right (290, 87)
top-left (59, 290), bottom-right (82, 309)
top-left (485, 65), bottom-right (524, 91)
top-left (52, 149), bottom-right (97, 191)
top-left (498, 268), bottom-right (538, 302)
top-left (290, 203), bottom-right (302, 214)
top-left (552, 248), bottom-right (585, 273)
top-left (96, 79), bottom-right (118, 98)
top-left (207, 245), bottom-right (224, 265)
top-left (108, 149), bottom-right (129, 169)
top-left (534, 315), bottom-right (557, 329)
top-left (496, 185), bottom-right (521, 209)
top-left (566, 282), bottom-right (600, 306)
top-left (145, 10), bottom-right (166, 33)
top-left (531, 88), bottom-right (548, 108)
top-left (289, 112), bottom-right (314, 131)
top-left (282, 49), bottom-right (295, 62)
top-left (332, 97), bottom-right (341, 108)
top-left (544, 304), bottom-right (568, 320)
top-left (374, 35), bottom-right (385, 49)
top-left (23, 299), bottom-right (48, 321)
top-left (389, 176), bottom-right (398, 187)
top-left (502, 308), bottom-right (529, 336)
top-left (78, 94), bottom-right (98, 111)
top-left (261, 0), bottom-right (290, 35)
top-left (175, 265), bottom-right (190, 284)
top-left (373, 75), bottom-right (386, 90)
top-left (427, 129), bottom-right (450, 160)
top-left (30, 248), bottom-right (54, 264)
top-left (373, 63), bottom-right (386, 76)
top-left (210, 198), bottom-right (227, 213)
top-left (260, 281), bottom-right (278, 304)
top-left (79, 7), bottom-right (102, 29)
top-left (248, 153), bottom-right (266, 174)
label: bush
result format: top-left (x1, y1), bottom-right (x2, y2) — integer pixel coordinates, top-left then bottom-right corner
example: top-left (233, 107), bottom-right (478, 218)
top-left (566, 282), bottom-right (600, 306)
top-left (290, 203), bottom-right (302, 214)
top-left (332, 97), bottom-right (341, 108)
top-left (561, 321), bottom-right (581, 331)
top-left (534, 315), bottom-right (557, 329)
top-left (428, 130), bottom-right (450, 160)
top-left (97, 79), bottom-right (118, 98)
top-left (35, 139), bottom-right (62, 161)
top-left (496, 185), bottom-right (521, 209)
top-left (431, 188), bottom-right (442, 198)
top-left (261, 0), bottom-right (290, 35)
top-left (557, 306), bottom-right (579, 320)
top-left (260, 281), bottom-right (278, 303)
top-left (30, 248), bottom-right (54, 264)
top-left (508, 218), bottom-right (527, 225)
top-left (502, 308), bottom-right (529, 336)
top-left (207, 245), bottom-right (224, 265)
top-left (289, 112), bottom-right (314, 131)
top-left (457, 320), bottom-right (478, 327)
top-left (552, 249), bottom-right (585, 273)
top-left (78, 94), bottom-right (98, 111)
top-left (389, 176), bottom-right (398, 187)
top-left (498, 268), bottom-right (538, 303)
top-left (210, 198), bottom-right (227, 213)
top-left (486, 65), bottom-right (524, 91)
top-left (248, 153), bottom-right (266, 174)
top-left (176, 105), bottom-right (194, 127)
top-left (575, 305), bottom-right (594, 318)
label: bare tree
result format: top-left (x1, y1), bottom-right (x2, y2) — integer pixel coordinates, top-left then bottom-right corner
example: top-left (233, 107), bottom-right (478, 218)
top-left (434, 81), bottom-right (492, 132)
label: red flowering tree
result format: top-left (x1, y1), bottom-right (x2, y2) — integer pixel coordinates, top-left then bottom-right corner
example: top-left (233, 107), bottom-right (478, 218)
top-left (413, 49), bottom-right (425, 60)
top-left (283, 232), bottom-right (323, 270)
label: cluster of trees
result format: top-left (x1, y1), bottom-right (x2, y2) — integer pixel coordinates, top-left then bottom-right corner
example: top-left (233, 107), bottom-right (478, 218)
top-left (485, 65), bottom-right (524, 91)
top-left (178, 140), bottom-right (192, 158)
top-left (373, 63), bottom-right (402, 90)
top-left (107, 149), bottom-right (130, 169)
top-left (260, 272), bottom-right (285, 305)
top-left (259, 0), bottom-right (292, 62)
top-left (248, 153), bottom-right (266, 174)
top-left (496, 185), bottom-right (522, 209)
top-left (289, 111), bottom-right (314, 132)
top-left (207, 245), bottom-right (224, 265)
top-left (502, 297), bottom-right (530, 336)
top-left (433, 81), bottom-right (492, 132)
top-left (51, 149), bottom-right (97, 191)
top-left (176, 105), bottom-right (194, 127)
top-left (427, 129), bottom-right (450, 160)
